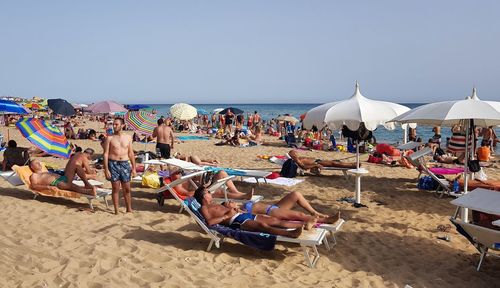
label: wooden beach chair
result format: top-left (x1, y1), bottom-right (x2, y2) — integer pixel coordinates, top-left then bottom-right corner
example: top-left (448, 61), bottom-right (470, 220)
top-left (449, 188), bottom-right (500, 271)
top-left (10, 164), bottom-right (110, 211)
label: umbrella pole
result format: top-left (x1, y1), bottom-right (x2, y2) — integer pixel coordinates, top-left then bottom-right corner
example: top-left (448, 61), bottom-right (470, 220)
top-left (403, 125), bottom-right (408, 144)
top-left (355, 140), bottom-right (361, 204)
top-left (461, 119), bottom-right (471, 222)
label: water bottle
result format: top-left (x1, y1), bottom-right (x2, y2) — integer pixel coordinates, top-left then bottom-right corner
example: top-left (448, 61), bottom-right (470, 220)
top-left (453, 179), bottom-right (459, 192)
top-left (156, 148), bottom-right (161, 159)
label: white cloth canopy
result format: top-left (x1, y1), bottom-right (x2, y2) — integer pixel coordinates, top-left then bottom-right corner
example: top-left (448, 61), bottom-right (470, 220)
top-left (170, 103), bottom-right (197, 120)
top-left (391, 88), bottom-right (500, 127)
top-left (303, 82), bottom-right (412, 131)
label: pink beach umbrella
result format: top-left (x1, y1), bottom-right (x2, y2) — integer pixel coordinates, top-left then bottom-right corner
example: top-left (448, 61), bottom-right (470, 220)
top-left (87, 101), bottom-right (127, 114)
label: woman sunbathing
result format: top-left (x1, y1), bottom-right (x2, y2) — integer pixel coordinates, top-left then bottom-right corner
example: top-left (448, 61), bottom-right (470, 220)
top-left (174, 153), bottom-right (219, 166)
top-left (288, 150), bottom-right (357, 174)
top-left (228, 191), bottom-right (341, 229)
top-left (195, 186), bottom-right (302, 238)
top-left (156, 170), bottom-right (253, 206)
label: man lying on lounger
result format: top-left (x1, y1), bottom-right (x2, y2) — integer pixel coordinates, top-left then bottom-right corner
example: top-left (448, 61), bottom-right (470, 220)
top-left (194, 186), bottom-right (303, 238)
top-left (225, 191), bottom-right (341, 229)
top-left (156, 169), bottom-right (253, 206)
top-left (28, 159), bottom-right (96, 196)
top-left (288, 150), bottom-right (357, 174)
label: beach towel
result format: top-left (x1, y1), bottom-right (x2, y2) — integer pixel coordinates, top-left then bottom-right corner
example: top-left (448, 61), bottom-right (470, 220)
top-left (428, 167), bottom-right (464, 175)
top-left (13, 165), bottom-right (81, 199)
top-left (242, 177), bottom-right (304, 186)
top-left (184, 198), bottom-right (276, 250)
top-left (204, 167), bottom-right (247, 177)
top-left (177, 135), bottom-right (209, 141)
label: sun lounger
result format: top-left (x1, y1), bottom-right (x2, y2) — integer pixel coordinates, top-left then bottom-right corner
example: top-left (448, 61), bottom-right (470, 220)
top-left (397, 141), bottom-right (423, 151)
top-left (450, 188), bottom-right (500, 271)
top-left (183, 197), bottom-right (332, 268)
top-left (10, 164), bottom-right (110, 211)
top-left (156, 170), bottom-right (263, 213)
top-left (161, 158), bottom-right (272, 184)
top-left (269, 155), bottom-right (350, 180)
top-left (408, 147), bottom-right (462, 198)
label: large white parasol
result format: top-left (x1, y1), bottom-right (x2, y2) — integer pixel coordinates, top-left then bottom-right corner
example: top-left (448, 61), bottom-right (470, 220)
top-left (170, 103), bottom-right (197, 120)
top-left (303, 82), bottom-right (412, 206)
top-left (392, 88), bottom-right (500, 221)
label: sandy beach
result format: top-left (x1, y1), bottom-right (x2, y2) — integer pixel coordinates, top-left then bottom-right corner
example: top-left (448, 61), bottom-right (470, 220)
top-left (1, 120), bottom-right (499, 288)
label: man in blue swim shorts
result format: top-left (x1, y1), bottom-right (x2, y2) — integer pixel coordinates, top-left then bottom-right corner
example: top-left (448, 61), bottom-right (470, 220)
top-left (104, 118), bottom-right (137, 215)
top-left (194, 186), bottom-right (303, 238)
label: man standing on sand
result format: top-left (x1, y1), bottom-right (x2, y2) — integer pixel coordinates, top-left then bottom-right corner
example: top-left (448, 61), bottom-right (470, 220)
top-left (103, 118), bottom-right (136, 214)
top-left (152, 118), bottom-right (175, 159)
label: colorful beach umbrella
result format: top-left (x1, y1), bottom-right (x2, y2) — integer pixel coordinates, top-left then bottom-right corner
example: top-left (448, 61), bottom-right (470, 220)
top-left (276, 115), bottom-right (300, 123)
top-left (24, 103), bottom-right (43, 110)
top-left (170, 103), bottom-right (197, 120)
top-left (87, 101), bottom-right (127, 114)
top-left (125, 111), bottom-right (159, 135)
top-left (16, 118), bottom-right (71, 158)
top-left (0, 99), bottom-right (30, 114)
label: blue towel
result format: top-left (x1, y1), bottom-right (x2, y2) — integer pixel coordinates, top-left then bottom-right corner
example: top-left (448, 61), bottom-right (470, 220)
top-left (185, 198), bottom-right (276, 251)
top-left (204, 167), bottom-right (247, 176)
top-left (177, 135), bottom-right (209, 141)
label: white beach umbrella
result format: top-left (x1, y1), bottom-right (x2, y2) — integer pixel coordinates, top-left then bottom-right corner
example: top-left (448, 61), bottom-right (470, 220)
top-left (392, 88), bottom-right (500, 221)
top-left (303, 82), bottom-right (412, 131)
top-left (212, 108), bottom-right (224, 114)
top-left (303, 82), bottom-right (412, 206)
top-left (170, 103), bottom-right (197, 120)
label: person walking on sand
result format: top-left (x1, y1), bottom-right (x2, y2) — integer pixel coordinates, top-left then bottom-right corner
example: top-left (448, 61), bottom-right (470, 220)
top-left (152, 118), bottom-right (175, 159)
top-left (103, 118), bottom-right (136, 214)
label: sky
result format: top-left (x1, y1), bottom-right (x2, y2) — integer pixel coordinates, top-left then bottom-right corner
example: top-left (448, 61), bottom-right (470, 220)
top-left (0, 1), bottom-right (499, 104)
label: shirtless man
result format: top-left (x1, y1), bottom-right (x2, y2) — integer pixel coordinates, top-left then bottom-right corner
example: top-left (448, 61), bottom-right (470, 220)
top-left (157, 169), bottom-right (253, 206)
top-left (104, 118), bottom-right (137, 214)
top-left (29, 159), bottom-right (96, 196)
top-left (194, 186), bottom-right (302, 238)
top-left (288, 150), bottom-right (357, 174)
top-left (152, 118), bottom-right (175, 159)
top-left (65, 148), bottom-right (97, 188)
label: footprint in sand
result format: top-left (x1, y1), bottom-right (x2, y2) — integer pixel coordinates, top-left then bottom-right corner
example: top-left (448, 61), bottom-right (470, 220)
top-left (136, 270), bottom-right (166, 283)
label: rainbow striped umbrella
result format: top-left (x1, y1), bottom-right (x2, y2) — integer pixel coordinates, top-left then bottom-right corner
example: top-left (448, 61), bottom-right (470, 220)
top-left (125, 111), bottom-right (159, 135)
top-left (16, 118), bottom-right (71, 158)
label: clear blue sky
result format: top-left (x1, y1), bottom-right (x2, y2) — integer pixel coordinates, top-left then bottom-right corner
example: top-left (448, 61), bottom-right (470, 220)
top-left (0, 1), bottom-right (498, 104)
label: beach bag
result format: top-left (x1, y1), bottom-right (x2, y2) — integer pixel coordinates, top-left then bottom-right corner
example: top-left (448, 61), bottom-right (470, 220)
top-left (142, 171), bottom-right (161, 188)
top-left (468, 160), bottom-right (481, 173)
top-left (280, 159), bottom-right (298, 178)
top-left (417, 175), bottom-right (444, 190)
top-left (342, 123), bottom-right (373, 141)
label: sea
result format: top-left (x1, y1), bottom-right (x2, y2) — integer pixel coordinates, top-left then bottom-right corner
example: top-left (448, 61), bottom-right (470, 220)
top-left (135, 103), bottom-right (499, 153)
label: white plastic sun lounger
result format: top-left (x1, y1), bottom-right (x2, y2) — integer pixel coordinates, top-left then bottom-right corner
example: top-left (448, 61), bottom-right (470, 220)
top-left (449, 188), bottom-right (500, 271)
top-left (156, 170), bottom-right (263, 213)
top-left (162, 158), bottom-right (272, 184)
top-left (269, 156), bottom-right (350, 180)
top-left (408, 147), bottom-right (460, 198)
top-left (5, 166), bottom-right (111, 211)
top-left (182, 197), bottom-right (331, 268)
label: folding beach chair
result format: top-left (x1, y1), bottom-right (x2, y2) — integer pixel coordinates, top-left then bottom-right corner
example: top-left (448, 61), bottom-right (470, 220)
top-left (408, 147), bottom-right (461, 198)
top-left (155, 170), bottom-right (263, 213)
top-left (450, 188), bottom-right (500, 271)
top-left (9, 164), bottom-right (110, 211)
top-left (183, 197), bottom-right (337, 268)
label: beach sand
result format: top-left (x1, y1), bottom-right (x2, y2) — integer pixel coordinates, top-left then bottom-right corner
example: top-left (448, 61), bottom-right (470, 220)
top-left (1, 121), bottom-right (499, 288)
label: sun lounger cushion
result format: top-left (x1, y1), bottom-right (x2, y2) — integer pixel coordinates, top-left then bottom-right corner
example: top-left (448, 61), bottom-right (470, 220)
top-left (184, 198), bottom-right (277, 251)
top-left (428, 167), bottom-right (464, 175)
top-left (13, 165), bottom-right (81, 199)
top-left (203, 167), bottom-right (248, 177)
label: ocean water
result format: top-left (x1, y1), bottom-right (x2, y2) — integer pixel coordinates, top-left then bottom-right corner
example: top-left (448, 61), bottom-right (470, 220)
top-left (138, 103), bottom-right (499, 152)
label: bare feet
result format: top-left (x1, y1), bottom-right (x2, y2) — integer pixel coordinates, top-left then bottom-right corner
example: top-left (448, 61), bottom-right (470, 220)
top-left (311, 166), bottom-right (321, 175)
top-left (304, 216), bottom-right (318, 230)
top-left (245, 188), bottom-right (254, 200)
top-left (288, 227), bottom-right (302, 238)
top-left (323, 211), bottom-right (341, 224)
